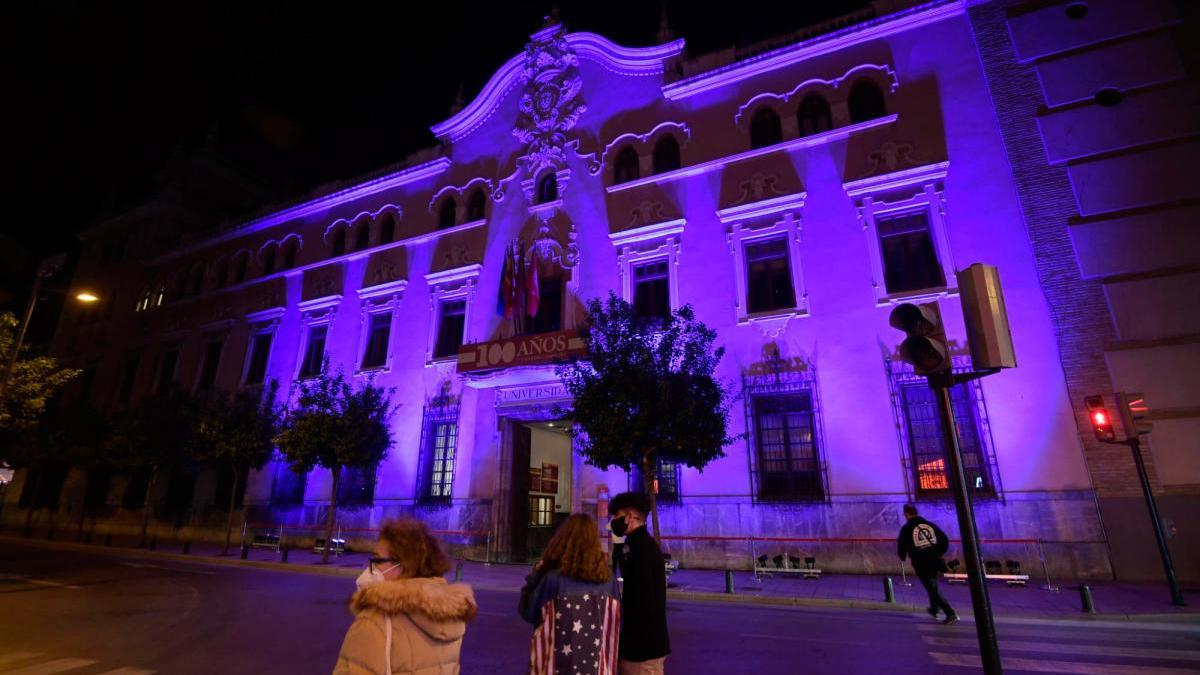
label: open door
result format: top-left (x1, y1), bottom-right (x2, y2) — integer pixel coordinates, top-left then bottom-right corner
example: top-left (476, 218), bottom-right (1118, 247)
top-left (509, 422), bottom-right (532, 561)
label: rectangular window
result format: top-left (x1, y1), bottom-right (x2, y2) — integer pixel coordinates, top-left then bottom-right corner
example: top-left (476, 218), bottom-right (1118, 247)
top-left (117, 353), bottom-right (141, 403)
top-left (299, 325), bottom-right (328, 379)
top-left (198, 340), bottom-right (223, 391)
top-left (632, 260), bottom-right (671, 323)
top-left (421, 420), bottom-right (458, 501)
top-left (898, 380), bottom-right (991, 497)
top-left (270, 463), bottom-right (306, 506)
top-left (529, 495), bottom-right (554, 527)
top-left (526, 275), bottom-right (563, 334)
top-left (245, 332), bottom-right (273, 385)
top-left (361, 313), bottom-right (391, 369)
top-left (629, 460), bottom-right (680, 504)
top-left (434, 300), bottom-right (467, 359)
top-left (155, 349), bottom-right (179, 396)
top-left (752, 392), bottom-right (824, 500)
top-left (336, 465), bottom-right (376, 506)
top-left (745, 238), bottom-right (796, 314)
top-left (877, 210), bottom-right (944, 294)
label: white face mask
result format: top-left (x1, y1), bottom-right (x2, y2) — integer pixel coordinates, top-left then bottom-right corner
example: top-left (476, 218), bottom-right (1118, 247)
top-left (356, 567), bottom-right (387, 591)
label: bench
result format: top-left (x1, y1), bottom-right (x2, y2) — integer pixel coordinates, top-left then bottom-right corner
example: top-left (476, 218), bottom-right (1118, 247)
top-left (250, 534), bottom-right (280, 549)
top-left (753, 554), bottom-right (822, 580)
top-left (314, 537), bottom-right (346, 554)
top-left (943, 559), bottom-right (1029, 586)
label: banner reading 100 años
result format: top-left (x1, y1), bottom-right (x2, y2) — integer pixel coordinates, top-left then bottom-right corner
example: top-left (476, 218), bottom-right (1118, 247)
top-left (456, 329), bottom-right (587, 373)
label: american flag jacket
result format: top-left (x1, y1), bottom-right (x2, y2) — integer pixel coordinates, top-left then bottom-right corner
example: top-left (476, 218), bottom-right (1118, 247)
top-left (519, 568), bottom-right (621, 675)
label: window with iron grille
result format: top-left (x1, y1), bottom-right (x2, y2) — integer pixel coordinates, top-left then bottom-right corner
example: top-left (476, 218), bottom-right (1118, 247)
top-left (299, 325), bottom-right (327, 379)
top-left (270, 462), bottom-right (306, 506)
top-left (632, 259), bottom-right (671, 323)
top-left (434, 300), bottom-right (466, 359)
top-left (244, 332), bottom-right (273, 385)
top-left (336, 465), bottom-right (376, 506)
top-left (529, 495), bottom-right (554, 527)
top-left (360, 313), bottom-right (392, 369)
top-left (527, 274), bottom-right (563, 334)
top-left (418, 400), bottom-right (460, 503)
top-left (877, 210), bottom-right (943, 294)
top-left (629, 460), bottom-right (680, 504)
top-left (751, 392), bottom-right (824, 500)
top-left (889, 358), bottom-right (999, 499)
top-left (745, 237), bottom-right (796, 314)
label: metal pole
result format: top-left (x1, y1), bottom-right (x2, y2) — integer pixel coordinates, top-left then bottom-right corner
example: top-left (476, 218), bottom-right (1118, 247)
top-left (0, 274), bottom-right (42, 396)
top-left (1037, 540), bottom-right (1057, 592)
top-left (1126, 435), bottom-right (1186, 606)
top-left (933, 374), bottom-right (1002, 675)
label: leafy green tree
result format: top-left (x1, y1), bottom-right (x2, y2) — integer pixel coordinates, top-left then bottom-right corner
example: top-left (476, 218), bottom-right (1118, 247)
top-left (104, 388), bottom-right (200, 546)
top-left (0, 311), bottom-right (80, 459)
top-left (191, 383), bottom-right (282, 555)
top-left (275, 367), bottom-right (394, 564)
top-left (557, 294), bottom-right (738, 538)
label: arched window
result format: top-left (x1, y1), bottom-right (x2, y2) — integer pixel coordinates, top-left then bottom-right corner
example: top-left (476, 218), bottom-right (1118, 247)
top-left (261, 246), bottom-right (277, 276)
top-left (536, 173), bottom-right (558, 203)
top-left (354, 222), bottom-right (370, 251)
top-left (848, 79), bottom-right (887, 123)
top-left (216, 258), bottom-right (230, 288)
top-left (750, 107), bottom-right (783, 149)
top-left (378, 213), bottom-right (395, 244)
top-left (466, 190), bottom-right (487, 222)
top-left (614, 146), bottom-right (640, 184)
top-left (797, 94), bottom-right (833, 136)
top-left (282, 239), bottom-right (298, 269)
top-left (234, 253), bottom-right (248, 284)
top-left (330, 227), bottom-right (346, 257)
top-left (438, 198), bottom-right (457, 229)
top-left (652, 136), bottom-right (681, 174)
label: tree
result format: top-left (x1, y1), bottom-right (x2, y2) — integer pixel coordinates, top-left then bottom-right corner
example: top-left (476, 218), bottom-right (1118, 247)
top-left (275, 367), bottom-right (394, 564)
top-left (191, 383), bottom-right (282, 555)
top-left (0, 311), bottom-right (80, 462)
top-left (557, 294), bottom-right (738, 538)
top-left (104, 388), bottom-right (199, 546)
top-left (42, 403), bottom-right (111, 538)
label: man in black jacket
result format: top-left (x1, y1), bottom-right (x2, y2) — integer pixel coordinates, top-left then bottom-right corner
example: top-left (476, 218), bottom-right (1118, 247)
top-left (609, 491), bottom-right (669, 674)
top-left (897, 503), bottom-right (958, 624)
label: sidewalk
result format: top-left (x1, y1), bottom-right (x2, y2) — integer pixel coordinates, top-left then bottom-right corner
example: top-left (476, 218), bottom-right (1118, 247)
top-left (5, 532), bottom-right (1198, 622)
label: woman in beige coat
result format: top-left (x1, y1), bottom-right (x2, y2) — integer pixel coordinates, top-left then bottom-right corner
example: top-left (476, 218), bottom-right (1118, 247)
top-left (333, 519), bottom-right (477, 675)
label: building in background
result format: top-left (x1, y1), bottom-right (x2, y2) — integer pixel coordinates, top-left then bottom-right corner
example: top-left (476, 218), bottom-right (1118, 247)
top-left (7, 0), bottom-right (1196, 581)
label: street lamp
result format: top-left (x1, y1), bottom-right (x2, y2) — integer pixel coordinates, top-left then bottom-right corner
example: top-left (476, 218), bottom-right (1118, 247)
top-left (0, 254), bottom-right (99, 396)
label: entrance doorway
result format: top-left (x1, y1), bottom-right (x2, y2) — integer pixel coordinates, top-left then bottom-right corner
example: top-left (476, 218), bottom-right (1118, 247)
top-left (508, 419), bottom-right (573, 562)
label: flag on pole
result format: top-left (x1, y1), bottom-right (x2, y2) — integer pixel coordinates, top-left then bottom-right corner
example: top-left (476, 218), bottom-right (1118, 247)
top-left (497, 242), bottom-right (512, 318)
top-left (526, 248), bottom-right (540, 318)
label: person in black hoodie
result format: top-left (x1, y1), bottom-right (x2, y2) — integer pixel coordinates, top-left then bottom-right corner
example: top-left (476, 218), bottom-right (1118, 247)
top-left (897, 503), bottom-right (959, 625)
top-left (608, 491), bottom-right (669, 674)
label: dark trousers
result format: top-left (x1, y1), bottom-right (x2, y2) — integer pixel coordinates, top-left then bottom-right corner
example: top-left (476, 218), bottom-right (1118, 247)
top-left (918, 571), bottom-right (955, 616)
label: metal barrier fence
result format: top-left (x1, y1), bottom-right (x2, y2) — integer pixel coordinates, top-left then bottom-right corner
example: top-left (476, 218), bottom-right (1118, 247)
top-left (655, 534), bottom-right (1060, 591)
top-left (241, 521), bottom-right (493, 564)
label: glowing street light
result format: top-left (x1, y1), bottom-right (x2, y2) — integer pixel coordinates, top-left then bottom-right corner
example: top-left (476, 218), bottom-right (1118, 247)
top-left (75, 291), bottom-right (100, 303)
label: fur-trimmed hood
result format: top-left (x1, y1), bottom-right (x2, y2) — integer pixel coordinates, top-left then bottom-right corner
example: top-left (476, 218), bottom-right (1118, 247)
top-left (351, 577), bottom-right (477, 642)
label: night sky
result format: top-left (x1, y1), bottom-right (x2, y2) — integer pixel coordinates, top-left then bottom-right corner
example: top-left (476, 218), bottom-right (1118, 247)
top-left (5, 1), bottom-right (867, 311)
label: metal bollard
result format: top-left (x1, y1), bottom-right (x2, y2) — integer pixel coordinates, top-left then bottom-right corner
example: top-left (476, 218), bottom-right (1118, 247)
top-left (148, 536), bottom-right (157, 551)
top-left (182, 541), bottom-right (191, 555)
top-left (240, 543), bottom-right (249, 560)
top-left (280, 546), bottom-right (289, 563)
top-left (1079, 584), bottom-right (1096, 614)
top-left (884, 577), bottom-right (896, 603)
top-left (725, 570), bottom-right (735, 594)
top-left (454, 561), bottom-right (463, 582)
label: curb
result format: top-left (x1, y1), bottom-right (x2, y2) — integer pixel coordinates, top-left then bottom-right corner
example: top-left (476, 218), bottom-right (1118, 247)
top-left (6, 536), bottom-right (1198, 623)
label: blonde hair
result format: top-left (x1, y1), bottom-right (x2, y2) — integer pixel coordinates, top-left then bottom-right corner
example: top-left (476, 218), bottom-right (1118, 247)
top-left (379, 518), bottom-right (452, 578)
top-left (541, 513), bottom-right (611, 584)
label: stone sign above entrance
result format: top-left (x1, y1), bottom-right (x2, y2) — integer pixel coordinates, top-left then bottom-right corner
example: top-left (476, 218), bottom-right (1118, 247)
top-left (494, 383), bottom-right (572, 408)
top-left (457, 329), bottom-right (586, 373)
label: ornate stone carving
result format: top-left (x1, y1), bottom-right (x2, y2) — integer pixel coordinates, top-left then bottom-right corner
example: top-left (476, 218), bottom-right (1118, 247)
top-left (441, 244), bottom-right (473, 268)
top-left (629, 201), bottom-right (670, 227)
top-left (513, 24), bottom-right (586, 175)
top-left (528, 217), bottom-right (580, 270)
top-left (861, 141), bottom-right (921, 177)
top-left (734, 173), bottom-right (786, 206)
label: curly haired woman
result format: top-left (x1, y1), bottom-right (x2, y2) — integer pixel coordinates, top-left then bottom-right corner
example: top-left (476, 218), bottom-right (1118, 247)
top-left (333, 519), bottom-right (477, 675)
top-left (518, 513), bottom-right (621, 675)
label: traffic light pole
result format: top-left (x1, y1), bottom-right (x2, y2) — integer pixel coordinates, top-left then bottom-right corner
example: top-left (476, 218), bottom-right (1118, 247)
top-left (931, 371), bottom-right (1002, 675)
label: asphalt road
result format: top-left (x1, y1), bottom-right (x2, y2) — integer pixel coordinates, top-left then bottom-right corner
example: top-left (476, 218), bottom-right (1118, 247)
top-left (1, 542), bottom-right (1197, 674)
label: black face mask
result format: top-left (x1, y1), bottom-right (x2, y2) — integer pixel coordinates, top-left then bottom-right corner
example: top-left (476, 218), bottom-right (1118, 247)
top-left (610, 516), bottom-right (629, 537)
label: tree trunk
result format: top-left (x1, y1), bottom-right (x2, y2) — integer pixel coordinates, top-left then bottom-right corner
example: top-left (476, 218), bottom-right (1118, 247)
top-left (23, 469), bottom-right (44, 537)
top-left (222, 464), bottom-right (240, 556)
top-left (641, 451), bottom-right (660, 540)
top-left (321, 466), bottom-right (340, 565)
top-left (140, 466), bottom-right (159, 548)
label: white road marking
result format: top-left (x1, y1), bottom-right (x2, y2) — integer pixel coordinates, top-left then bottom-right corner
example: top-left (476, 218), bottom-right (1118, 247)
top-left (923, 635), bottom-right (1200, 660)
top-left (739, 633), bottom-right (869, 646)
top-left (0, 653), bottom-right (42, 668)
top-left (0, 574), bottom-right (79, 590)
top-left (916, 623), bottom-right (1199, 645)
top-left (95, 668), bottom-right (157, 675)
top-left (928, 651), bottom-right (1199, 674)
top-left (1, 657), bottom-right (96, 675)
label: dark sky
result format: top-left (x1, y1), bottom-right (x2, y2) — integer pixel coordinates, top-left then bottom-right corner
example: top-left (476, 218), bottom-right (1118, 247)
top-left (6, 1), bottom-right (867, 285)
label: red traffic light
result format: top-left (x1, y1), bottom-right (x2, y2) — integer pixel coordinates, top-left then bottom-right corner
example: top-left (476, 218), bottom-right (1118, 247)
top-left (1084, 395), bottom-right (1116, 442)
